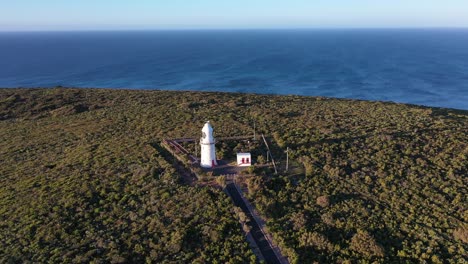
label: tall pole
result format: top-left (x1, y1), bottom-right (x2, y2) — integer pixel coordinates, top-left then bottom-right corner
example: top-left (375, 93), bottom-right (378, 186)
top-left (262, 134), bottom-right (277, 175)
top-left (285, 147), bottom-right (289, 172)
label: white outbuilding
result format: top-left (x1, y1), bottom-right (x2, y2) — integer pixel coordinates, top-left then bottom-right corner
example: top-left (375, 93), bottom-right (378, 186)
top-left (237, 153), bottom-right (252, 167)
top-left (200, 121), bottom-right (217, 168)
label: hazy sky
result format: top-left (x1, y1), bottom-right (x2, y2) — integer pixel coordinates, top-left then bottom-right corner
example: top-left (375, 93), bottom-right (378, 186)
top-left (1, 0), bottom-right (468, 31)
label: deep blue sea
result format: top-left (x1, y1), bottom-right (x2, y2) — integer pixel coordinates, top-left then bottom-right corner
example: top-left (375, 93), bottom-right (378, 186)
top-left (1, 29), bottom-right (467, 110)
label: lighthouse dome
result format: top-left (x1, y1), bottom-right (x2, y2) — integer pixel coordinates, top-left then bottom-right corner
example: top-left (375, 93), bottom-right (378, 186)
top-left (201, 121), bottom-right (215, 144)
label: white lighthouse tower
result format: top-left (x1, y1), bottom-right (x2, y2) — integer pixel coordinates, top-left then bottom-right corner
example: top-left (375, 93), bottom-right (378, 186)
top-left (200, 121), bottom-right (217, 168)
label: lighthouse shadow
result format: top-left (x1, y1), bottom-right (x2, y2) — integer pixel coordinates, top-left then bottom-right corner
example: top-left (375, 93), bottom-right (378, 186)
top-left (149, 141), bottom-right (198, 186)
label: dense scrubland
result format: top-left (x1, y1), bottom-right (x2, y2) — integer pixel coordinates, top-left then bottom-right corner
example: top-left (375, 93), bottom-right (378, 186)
top-left (0, 88), bottom-right (256, 263)
top-left (0, 88), bottom-right (467, 263)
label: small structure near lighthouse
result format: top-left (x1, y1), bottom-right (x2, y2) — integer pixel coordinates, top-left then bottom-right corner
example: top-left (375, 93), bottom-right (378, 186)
top-left (200, 121), bottom-right (217, 168)
top-left (237, 153), bottom-right (252, 167)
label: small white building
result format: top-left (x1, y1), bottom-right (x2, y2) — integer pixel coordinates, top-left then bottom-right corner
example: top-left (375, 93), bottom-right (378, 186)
top-left (200, 121), bottom-right (217, 168)
top-left (237, 153), bottom-right (252, 167)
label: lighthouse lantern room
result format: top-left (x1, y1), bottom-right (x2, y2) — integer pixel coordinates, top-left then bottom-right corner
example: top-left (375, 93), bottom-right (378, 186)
top-left (200, 121), bottom-right (217, 168)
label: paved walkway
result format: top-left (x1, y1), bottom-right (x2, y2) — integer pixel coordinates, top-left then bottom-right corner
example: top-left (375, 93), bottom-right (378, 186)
top-left (226, 183), bottom-right (288, 264)
top-left (233, 183), bottom-right (289, 264)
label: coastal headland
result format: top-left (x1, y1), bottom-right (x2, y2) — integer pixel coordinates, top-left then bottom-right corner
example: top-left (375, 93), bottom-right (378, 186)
top-left (1, 88), bottom-right (466, 263)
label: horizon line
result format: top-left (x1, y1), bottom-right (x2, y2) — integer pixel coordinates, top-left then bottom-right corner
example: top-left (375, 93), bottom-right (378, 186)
top-left (1, 26), bottom-right (468, 33)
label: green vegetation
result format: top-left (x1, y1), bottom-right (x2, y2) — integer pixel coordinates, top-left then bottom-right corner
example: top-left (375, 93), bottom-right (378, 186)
top-left (1, 88), bottom-right (467, 263)
top-left (240, 96), bottom-right (468, 263)
top-left (0, 88), bottom-right (255, 263)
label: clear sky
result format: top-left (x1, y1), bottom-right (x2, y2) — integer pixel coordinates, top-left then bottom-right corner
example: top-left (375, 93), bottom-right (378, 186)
top-left (1, 0), bottom-right (468, 31)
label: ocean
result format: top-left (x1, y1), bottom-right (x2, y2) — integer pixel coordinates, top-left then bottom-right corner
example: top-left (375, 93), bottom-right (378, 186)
top-left (0, 29), bottom-right (467, 110)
